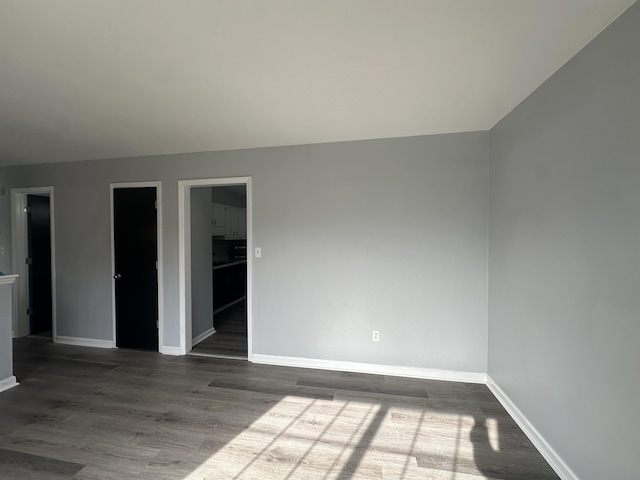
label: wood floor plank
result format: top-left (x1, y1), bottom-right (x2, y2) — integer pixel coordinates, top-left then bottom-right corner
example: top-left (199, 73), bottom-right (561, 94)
top-left (297, 373), bottom-right (429, 398)
top-left (207, 377), bottom-right (336, 400)
top-left (0, 447), bottom-right (85, 479)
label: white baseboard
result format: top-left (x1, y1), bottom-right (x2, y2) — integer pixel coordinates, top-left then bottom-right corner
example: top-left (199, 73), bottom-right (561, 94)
top-left (160, 346), bottom-right (182, 356)
top-left (54, 336), bottom-right (114, 349)
top-left (486, 376), bottom-right (578, 480)
top-left (192, 327), bottom-right (216, 347)
top-left (0, 376), bottom-right (19, 393)
top-left (252, 354), bottom-right (487, 384)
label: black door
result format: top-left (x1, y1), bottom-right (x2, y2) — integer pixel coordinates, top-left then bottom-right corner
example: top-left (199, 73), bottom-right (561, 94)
top-left (27, 195), bottom-right (52, 336)
top-left (113, 187), bottom-right (159, 351)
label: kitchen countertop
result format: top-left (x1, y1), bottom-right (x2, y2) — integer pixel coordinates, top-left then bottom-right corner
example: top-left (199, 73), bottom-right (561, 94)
top-left (212, 259), bottom-right (247, 270)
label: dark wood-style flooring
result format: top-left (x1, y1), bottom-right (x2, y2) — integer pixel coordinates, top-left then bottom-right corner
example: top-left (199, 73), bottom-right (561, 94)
top-left (191, 300), bottom-right (248, 359)
top-left (0, 337), bottom-right (559, 479)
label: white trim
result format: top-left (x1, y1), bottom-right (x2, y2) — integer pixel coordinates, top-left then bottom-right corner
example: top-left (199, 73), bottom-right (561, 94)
top-left (192, 326), bottom-right (216, 346)
top-left (156, 184), bottom-right (165, 354)
top-left (252, 354), bottom-right (487, 384)
top-left (486, 376), bottom-right (578, 480)
top-left (177, 180), bottom-right (189, 354)
top-left (178, 177), bottom-right (253, 358)
top-left (159, 346), bottom-right (181, 356)
top-left (0, 274), bottom-right (19, 286)
top-left (54, 336), bottom-right (114, 349)
top-left (0, 376), bottom-right (19, 393)
top-left (110, 182), bottom-right (164, 351)
top-left (10, 187), bottom-right (57, 340)
top-left (245, 178), bottom-right (253, 362)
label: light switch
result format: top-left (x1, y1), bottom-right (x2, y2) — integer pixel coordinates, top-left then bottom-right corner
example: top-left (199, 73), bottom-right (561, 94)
top-left (255, 247), bottom-right (262, 258)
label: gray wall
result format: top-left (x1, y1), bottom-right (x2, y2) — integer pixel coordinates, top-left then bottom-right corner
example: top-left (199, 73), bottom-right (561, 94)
top-left (190, 187), bottom-right (214, 339)
top-left (3, 132), bottom-right (489, 373)
top-left (488, 3), bottom-right (640, 480)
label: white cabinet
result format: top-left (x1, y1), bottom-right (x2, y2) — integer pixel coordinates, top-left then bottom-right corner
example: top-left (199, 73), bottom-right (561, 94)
top-left (224, 206), bottom-right (246, 239)
top-left (238, 208), bottom-right (246, 239)
top-left (211, 202), bottom-right (227, 236)
top-left (212, 202), bottom-right (246, 239)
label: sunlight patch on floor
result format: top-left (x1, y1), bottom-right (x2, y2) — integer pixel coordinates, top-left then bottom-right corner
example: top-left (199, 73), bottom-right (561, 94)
top-left (180, 394), bottom-right (498, 479)
top-left (486, 417), bottom-right (500, 453)
top-left (183, 396), bottom-right (383, 479)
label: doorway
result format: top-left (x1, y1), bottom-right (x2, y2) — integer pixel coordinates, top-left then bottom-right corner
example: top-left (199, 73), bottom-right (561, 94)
top-left (177, 177), bottom-right (252, 358)
top-left (27, 195), bottom-right (53, 337)
top-left (191, 185), bottom-right (247, 358)
top-left (11, 187), bottom-right (56, 340)
top-left (110, 183), bottom-right (163, 351)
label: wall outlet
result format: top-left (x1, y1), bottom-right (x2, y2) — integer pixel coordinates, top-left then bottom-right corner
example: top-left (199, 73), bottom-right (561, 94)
top-left (372, 330), bottom-right (380, 342)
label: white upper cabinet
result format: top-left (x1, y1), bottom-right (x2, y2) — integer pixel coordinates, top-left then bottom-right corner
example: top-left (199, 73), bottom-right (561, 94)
top-left (224, 206), bottom-right (247, 239)
top-left (211, 202), bottom-right (227, 236)
top-left (212, 201), bottom-right (246, 239)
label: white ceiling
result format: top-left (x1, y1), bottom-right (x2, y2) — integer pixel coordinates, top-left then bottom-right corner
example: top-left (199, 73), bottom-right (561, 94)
top-left (0, 0), bottom-right (635, 166)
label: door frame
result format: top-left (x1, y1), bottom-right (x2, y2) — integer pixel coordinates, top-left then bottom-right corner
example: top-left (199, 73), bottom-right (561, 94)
top-left (178, 176), bottom-right (253, 357)
top-left (110, 181), bottom-right (164, 351)
top-left (10, 186), bottom-right (57, 339)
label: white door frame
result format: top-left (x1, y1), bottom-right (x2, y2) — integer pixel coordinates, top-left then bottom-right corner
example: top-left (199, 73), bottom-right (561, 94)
top-left (110, 182), bottom-right (164, 351)
top-left (10, 186), bottom-right (56, 339)
top-left (178, 176), bottom-right (252, 357)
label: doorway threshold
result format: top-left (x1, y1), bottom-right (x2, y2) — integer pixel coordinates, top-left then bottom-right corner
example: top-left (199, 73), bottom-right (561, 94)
top-left (187, 351), bottom-right (247, 361)
top-left (27, 332), bottom-right (52, 340)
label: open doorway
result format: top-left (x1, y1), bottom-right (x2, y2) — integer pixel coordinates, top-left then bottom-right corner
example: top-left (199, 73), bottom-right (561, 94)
top-left (11, 187), bottom-right (56, 340)
top-left (190, 185), bottom-right (247, 358)
top-left (26, 195), bottom-right (52, 337)
top-left (178, 177), bottom-right (252, 359)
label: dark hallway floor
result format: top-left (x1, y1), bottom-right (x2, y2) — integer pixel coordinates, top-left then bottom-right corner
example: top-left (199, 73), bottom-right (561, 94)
top-left (190, 300), bottom-right (247, 359)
